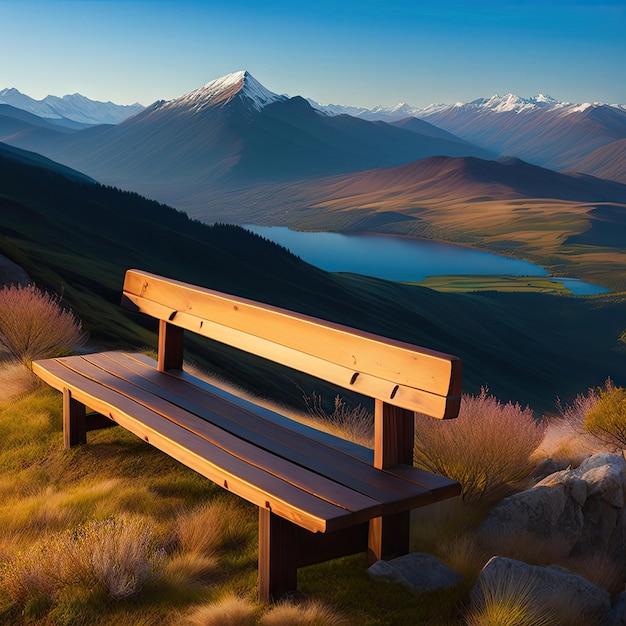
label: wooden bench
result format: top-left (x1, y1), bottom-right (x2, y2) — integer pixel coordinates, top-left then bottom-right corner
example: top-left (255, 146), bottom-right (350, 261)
top-left (32, 268), bottom-right (463, 602)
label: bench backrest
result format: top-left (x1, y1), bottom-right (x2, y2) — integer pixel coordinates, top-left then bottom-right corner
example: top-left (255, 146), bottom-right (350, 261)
top-left (122, 269), bottom-right (461, 422)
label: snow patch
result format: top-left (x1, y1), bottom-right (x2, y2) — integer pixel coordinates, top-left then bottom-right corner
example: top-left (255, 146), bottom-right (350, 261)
top-left (166, 70), bottom-right (287, 113)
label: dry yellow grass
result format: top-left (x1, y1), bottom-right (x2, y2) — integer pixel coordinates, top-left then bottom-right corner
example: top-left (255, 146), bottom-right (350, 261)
top-left (183, 595), bottom-right (259, 626)
top-left (465, 566), bottom-right (556, 626)
top-left (0, 359), bottom-right (37, 400)
top-left (173, 500), bottom-right (255, 558)
top-left (260, 599), bottom-right (351, 625)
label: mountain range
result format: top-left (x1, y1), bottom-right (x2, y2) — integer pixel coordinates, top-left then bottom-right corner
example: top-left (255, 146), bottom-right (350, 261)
top-left (0, 71), bottom-right (494, 201)
top-left (0, 88), bottom-right (143, 126)
top-left (311, 94), bottom-right (626, 184)
top-left (1, 70), bottom-right (625, 224)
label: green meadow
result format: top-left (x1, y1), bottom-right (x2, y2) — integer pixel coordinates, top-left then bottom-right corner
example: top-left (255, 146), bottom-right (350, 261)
top-left (414, 275), bottom-right (573, 294)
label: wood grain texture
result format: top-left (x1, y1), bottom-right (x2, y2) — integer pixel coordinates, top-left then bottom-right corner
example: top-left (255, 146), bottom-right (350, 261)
top-left (158, 320), bottom-right (184, 372)
top-left (374, 400), bottom-right (415, 470)
top-left (122, 269), bottom-right (462, 419)
top-left (78, 353), bottom-right (431, 511)
top-left (32, 355), bottom-right (460, 530)
top-left (32, 358), bottom-right (355, 533)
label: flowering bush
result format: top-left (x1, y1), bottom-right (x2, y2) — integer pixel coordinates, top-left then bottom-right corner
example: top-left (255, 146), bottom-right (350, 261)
top-left (414, 388), bottom-right (545, 502)
top-left (0, 283), bottom-right (86, 365)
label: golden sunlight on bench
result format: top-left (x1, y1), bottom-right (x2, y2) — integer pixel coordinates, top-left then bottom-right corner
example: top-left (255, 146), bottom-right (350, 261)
top-left (32, 268), bottom-right (462, 602)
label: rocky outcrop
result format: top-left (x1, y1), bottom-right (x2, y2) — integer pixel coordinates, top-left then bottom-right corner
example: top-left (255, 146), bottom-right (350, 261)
top-left (476, 452), bottom-right (626, 564)
top-left (369, 453), bottom-right (626, 623)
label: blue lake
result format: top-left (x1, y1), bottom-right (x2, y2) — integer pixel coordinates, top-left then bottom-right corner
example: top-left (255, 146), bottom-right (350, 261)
top-left (244, 225), bottom-right (610, 296)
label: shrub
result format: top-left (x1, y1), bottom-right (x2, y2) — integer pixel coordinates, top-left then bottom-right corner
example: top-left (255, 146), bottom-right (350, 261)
top-left (86, 517), bottom-right (165, 599)
top-left (583, 381), bottom-right (626, 449)
top-left (414, 388), bottom-right (545, 502)
top-left (538, 386), bottom-right (604, 463)
top-left (0, 516), bottom-right (164, 608)
top-left (0, 283), bottom-right (87, 365)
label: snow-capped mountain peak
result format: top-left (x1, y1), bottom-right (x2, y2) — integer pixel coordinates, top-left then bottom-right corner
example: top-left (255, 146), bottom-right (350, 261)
top-left (463, 93), bottom-right (569, 113)
top-left (167, 70), bottom-right (287, 113)
top-left (0, 87), bottom-right (144, 124)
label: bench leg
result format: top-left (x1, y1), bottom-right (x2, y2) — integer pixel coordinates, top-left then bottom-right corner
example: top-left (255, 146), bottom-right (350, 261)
top-left (258, 508), bottom-right (298, 603)
top-left (63, 388), bottom-right (87, 448)
top-left (368, 401), bottom-right (413, 564)
top-left (367, 511), bottom-right (410, 565)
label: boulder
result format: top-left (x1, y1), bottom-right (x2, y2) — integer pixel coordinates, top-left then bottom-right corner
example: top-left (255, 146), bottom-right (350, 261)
top-left (367, 552), bottom-right (462, 593)
top-left (475, 482), bottom-right (584, 560)
top-left (471, 556), bottom-right (611, 624)
top-left (477, 452), bottom-right (626, 561)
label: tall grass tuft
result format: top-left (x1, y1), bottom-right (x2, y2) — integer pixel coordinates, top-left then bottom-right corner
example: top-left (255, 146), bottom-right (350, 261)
top-left (0, 359), bottom-right (36, 399)
top-left (414, 388), bottom-right (545, 502)
top-left (87, 516), bottom-right (165, 599)
top-left (183, 595), bottom-right (259, 626)
top-left (1, 515), bottom-right (164, 610)
top-left (173, 500), bottom-right (254, 557)
top-left (535, 382), bottom-right (610, 464)
top-left (260, 599), bottom-right (350, 625)
top-left (465, 568), bottom-right (555, 626)
top-left (0, 283), bottom-right (87, 365)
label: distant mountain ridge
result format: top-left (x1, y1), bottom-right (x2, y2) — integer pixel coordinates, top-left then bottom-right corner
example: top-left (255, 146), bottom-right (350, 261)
top-left (2, 69), bottom-right (625, 210)
top-left (308, 93), bottom-right (626, 121)
top-left (190, 154), bottom-right (626, 228)
top-left (0, 87), bottom-right (144, 125)
top-left (310, 93), bottom-right (626, 183)
top-left (0, 71), bottom-right (493, 210)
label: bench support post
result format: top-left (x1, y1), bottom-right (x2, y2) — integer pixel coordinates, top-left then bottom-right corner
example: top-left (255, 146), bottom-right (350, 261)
top-left (158, 320), bottom-right (184, 372)
top-left (63, 388), bottom-right (86, 448)
top-left (258, 507), bottom-right (298, 603)
top-left (368, 400), bottom-right (415, 563)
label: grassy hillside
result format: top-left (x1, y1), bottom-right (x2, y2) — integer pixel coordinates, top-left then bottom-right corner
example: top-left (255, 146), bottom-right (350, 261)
top-left (185, 157), bottom-right (626, 293)
top-left (1, 148), bottom-right (625, 412)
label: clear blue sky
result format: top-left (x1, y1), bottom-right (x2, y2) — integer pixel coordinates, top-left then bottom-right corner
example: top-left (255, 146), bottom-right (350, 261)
top-left (1, 0), bottom-right (624, 108)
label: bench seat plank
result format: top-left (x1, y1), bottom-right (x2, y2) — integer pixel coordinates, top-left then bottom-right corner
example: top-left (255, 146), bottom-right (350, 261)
top-left (79, 352), bottom-right (454, 512)
top-left (97, 352), bottom-right (461, 502)
top-left (106, 351), bottom-right (374, 463)
top-left (32, 357), bottom-right (360, 533)
top-left (46, 355), bottom-right (389, 520)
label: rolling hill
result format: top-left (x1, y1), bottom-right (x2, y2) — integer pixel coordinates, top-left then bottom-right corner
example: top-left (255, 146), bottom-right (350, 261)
top-left (1, 142), bottom-right (625, 413)
top-left (173, 154), bottom-right (626, 293)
